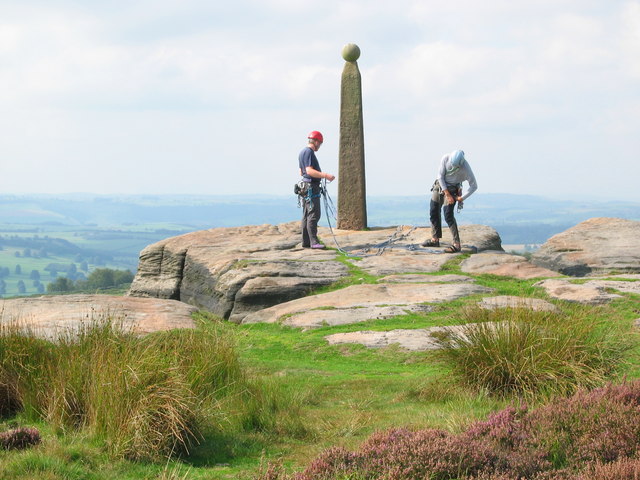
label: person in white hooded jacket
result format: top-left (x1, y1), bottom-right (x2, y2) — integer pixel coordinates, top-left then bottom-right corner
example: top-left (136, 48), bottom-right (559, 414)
top-left (422, 150), bottom-right (477, 252)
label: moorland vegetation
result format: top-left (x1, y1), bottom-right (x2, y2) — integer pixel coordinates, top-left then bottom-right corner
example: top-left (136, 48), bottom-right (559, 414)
top-left (1, 250), bottom-right (639, 479)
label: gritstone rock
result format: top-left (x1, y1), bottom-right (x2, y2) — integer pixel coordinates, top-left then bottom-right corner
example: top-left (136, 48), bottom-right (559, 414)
top-left (378, 274), bottom-right (475, 283)
top-left (531, 217), bottom-right (640, 276)
top-left (0, 295), bottom-right (197, 339)
top-left (534, 275), bottom-right (639, 304)
top-left (128, 223), bottom-right (349, 322)
top-left (478, 295), bottom-right (560, 312)
top-left (241, 282), bottom-right (493, 325)
top-left (128, 222), bottom-right (502, 323)
top-left (533, 279), bottom-right (622, 304)
top-left (325, 325), bottom-right (472, 351)
top-left (461, 252), bottom-right (561, 279)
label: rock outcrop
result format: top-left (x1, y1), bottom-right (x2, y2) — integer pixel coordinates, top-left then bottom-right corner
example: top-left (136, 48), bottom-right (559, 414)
top-left (531, 218), bottom-right (640, 276)
top-left (326, 327), bottom-right (456, 351)
top-left (6, 217), bottom-right (639, 352)
top-left (241, 283), bottom-right (493, 325)
top-left (461, 252), bottom-right (560, 279)
top-left (0, 295), bottom-right (197, 339)
top-left (128, 223), bottom-right (350, 322)
top-left (534, 275), bottom-right (640, 304)
top-left (128, 222), bottom-right (503, 322)
top-left (478, 296), bottom-right (560, 312)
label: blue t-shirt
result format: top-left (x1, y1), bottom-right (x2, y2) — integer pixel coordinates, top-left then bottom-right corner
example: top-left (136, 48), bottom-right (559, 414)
top-left (298, 146), bottom-right (321, 184)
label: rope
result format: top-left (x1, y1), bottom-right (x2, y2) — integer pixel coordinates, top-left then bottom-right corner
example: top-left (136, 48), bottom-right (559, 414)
top-left (319, 179), bottom-right (423, 257)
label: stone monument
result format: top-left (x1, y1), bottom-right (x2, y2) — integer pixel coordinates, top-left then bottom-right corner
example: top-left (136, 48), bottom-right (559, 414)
top-left (338, 43), bottom-right (367, 230)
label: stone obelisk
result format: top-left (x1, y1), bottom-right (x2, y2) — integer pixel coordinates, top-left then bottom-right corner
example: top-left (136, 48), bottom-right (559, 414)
top-left (338, 43), bottom-right (367, 230)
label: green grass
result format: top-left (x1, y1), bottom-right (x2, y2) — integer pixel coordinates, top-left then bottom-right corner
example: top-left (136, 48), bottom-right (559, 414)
top-left (1, 273), bottom-right (639, 479)
top-left (304, 251), bottom-right (379, 296)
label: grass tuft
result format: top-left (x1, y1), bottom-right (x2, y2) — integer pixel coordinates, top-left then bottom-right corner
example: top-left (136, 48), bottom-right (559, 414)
top-left (434, 305), bottom-right (633, 399)
top-left (0, 313), bottom-right (302, 462)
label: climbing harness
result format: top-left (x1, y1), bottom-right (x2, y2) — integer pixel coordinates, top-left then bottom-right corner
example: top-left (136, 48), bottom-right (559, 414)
top-left (295, 180), bottom-right (322, 208)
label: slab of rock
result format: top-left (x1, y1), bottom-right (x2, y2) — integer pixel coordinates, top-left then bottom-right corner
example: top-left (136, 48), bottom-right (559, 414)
top-left (531, 217), bottom-right (640, 276)
top-left (581, 279), bottom-right (640, 295)
top-left (330, 224), bottom-right (503, 254)
top-left (461, 252), bottom-right (561, 279)
top-left (326, 224), bottom-right (502, 276)
top-left (378, 274), bottom-right (475, 283)
top-left (129, 222), bottom-right (502, 322)
top-left (283, 305), bottom-right (434, 329)
top-left (325, 325), bottom-right (470, 351)
top-left (129, 223), bottom-right (349, 322)
top-left (241, 282), bottom-right (492, 324)
top-left (534, 279), bottom-right (622, 304)
top-left (352, 250), bottom-right (451, 276)
top-left (478, 295), bottom-right (560, 312)
top-left (0, 295), bottom-right (197, 339)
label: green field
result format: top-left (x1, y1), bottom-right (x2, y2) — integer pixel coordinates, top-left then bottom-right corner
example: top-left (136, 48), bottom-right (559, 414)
top-left (0, 224), bottom-right (191, 297)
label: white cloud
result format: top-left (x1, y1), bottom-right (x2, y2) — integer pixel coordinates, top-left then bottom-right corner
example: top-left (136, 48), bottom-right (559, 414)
top-left (619, 1), bottom-right (640, 77)
top-left (0, 1), bottom-right (638, 200)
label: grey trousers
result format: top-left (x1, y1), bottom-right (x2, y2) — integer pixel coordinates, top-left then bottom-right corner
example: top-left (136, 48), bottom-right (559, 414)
top-left (301, 185), bottom-right (321, 246)
top-left (430, 194), bottom-right (460, 244)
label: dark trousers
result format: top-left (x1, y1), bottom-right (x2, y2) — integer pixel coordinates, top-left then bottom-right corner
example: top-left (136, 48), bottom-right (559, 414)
top-left (430, 195), bottom-right (460, 244)
top-left (301, 184), bottom-right (321, 246)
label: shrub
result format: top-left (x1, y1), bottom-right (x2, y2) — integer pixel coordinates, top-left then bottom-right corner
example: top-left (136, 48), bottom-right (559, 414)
top-left (435, 305), bottom-right (631, 398)
top-left (0, 314), bottom-right (290, 461)
top-left (256, 381), bottom-right (640, 480)
top-left (0, 426), bottom-right (41, 450)
top-left (0, 327), bottom-right (52, 419)
top-left (578, 458), bottom-right (640, 479)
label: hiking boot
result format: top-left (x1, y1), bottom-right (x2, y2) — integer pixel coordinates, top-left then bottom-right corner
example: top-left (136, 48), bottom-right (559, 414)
top-left (421, 239), bottom-right (440, 247)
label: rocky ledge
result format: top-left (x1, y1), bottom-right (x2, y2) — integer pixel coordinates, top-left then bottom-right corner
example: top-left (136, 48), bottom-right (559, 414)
top-left (3, 217), bottom-right (638, 348)
top-left (0, 295), bottom-right (197, 339)
top-left (531, 217), bottom-right (640, 276)
top-left (127, 222), bottom-right (503, 323)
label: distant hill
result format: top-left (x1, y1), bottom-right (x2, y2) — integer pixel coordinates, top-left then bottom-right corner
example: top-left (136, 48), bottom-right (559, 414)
top-left (1, 193), bottom-right (638, 244)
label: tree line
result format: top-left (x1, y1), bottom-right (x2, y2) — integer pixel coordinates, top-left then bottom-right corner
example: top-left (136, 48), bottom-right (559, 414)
top-left (46, 268), bottom-right (134, 293)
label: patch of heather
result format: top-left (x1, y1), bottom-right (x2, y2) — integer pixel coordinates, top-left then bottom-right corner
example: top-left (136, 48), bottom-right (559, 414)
top-left (257, 381), bottom-right (640, 480)
top-left (0, 426), bottom-right (41, 450)
top-left (526, 382), bottom-right (640, 468)
top-left (357, 428), bottom-right (497, 480)
top-left (577, 458), bottom-right (640, 479)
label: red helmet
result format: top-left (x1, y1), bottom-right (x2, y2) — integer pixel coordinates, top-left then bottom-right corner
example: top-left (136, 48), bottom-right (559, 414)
top-left (308, 131), bottom-right (324, 143)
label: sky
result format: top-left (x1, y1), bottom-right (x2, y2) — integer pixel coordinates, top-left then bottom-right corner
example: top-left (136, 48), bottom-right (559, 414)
top-left (1, 0), bottom-right (639, 200)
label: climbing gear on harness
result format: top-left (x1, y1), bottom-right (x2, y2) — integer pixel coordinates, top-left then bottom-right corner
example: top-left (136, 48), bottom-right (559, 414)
top-left (308, 131), bottom-right (323, 143)
top-left (431, 180), bottom-right (463, 206)
top-left (295, 181), bottom-right (323, 208)
top-left (294, 181), bottom-right (305, 196)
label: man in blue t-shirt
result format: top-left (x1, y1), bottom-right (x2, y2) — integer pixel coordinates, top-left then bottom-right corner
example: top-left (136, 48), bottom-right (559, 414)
top-left (298, 130), bottom-right (335, 249)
